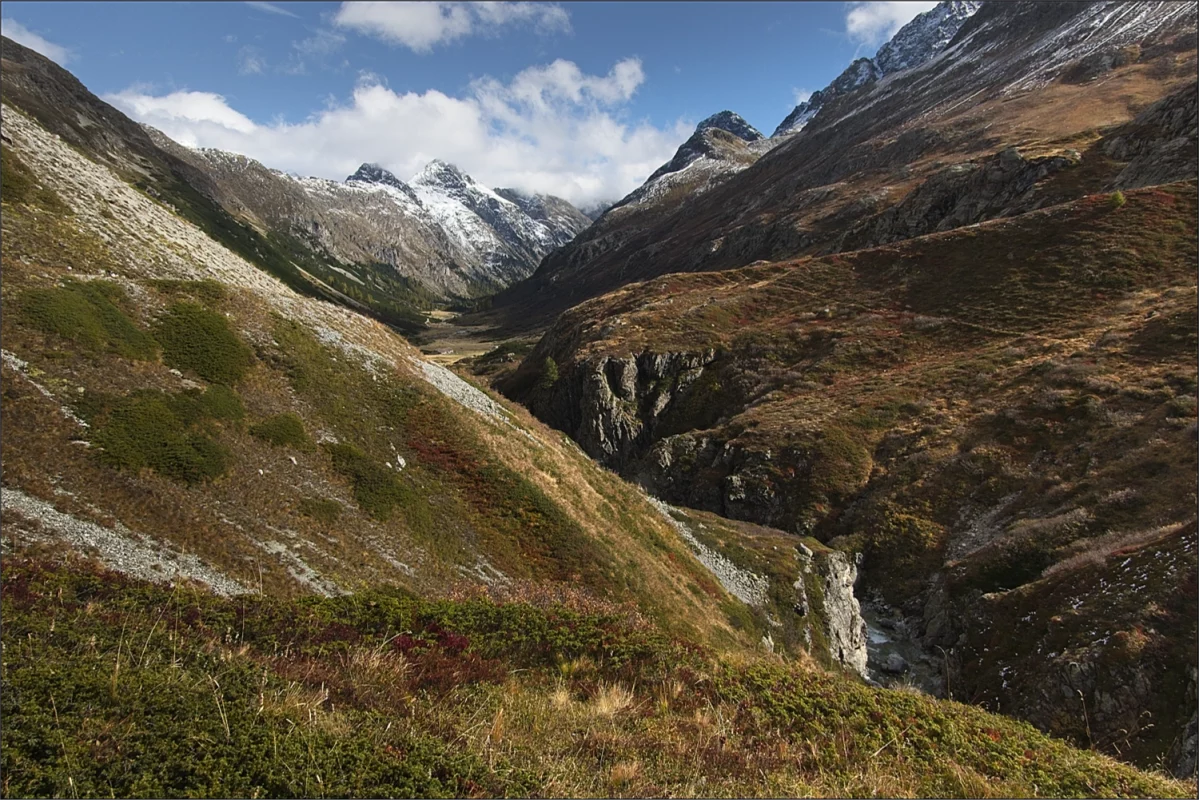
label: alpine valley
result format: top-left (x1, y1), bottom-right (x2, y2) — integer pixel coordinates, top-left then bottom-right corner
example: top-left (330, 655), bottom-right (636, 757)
top-left (1, 1), bottom-right (1196, 797)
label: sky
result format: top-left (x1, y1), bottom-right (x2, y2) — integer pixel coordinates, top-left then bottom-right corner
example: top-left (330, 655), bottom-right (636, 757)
top-left (1, 1), bottom-right (939, 207)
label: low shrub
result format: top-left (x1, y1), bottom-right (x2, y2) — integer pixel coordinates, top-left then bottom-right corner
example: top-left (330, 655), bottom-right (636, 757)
top-left (17, 280), bottom-right (157, 359)
top-left (153, 301), bottom-right (252, 384)
top-left (298, 496), bottom-right (343, 524)
top-left (88, 387), bottom-right (242, 483)
top-left (145, 278), bottom-right (228, 306)
top-left (250, 412), bottom-right (312, 449)
top-left (326, 442), bottom-right (409, 520)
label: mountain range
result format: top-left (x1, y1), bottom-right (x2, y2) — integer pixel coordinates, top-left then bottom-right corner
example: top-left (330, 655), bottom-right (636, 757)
top-left (1, 0), bottom-right (1197, 794)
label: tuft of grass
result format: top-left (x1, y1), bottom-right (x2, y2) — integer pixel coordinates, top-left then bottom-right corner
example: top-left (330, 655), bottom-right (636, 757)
top-left (17, 280), bottom-right (158, 360)
top-left (152, 301), bottom-right (253, 385)
top-left (249, 412), bottom-right (313, 450)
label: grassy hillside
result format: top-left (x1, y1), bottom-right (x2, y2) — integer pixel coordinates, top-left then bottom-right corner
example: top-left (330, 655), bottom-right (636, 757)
top-left (0, 100), bottom-right (782, 666)
top-left (2, 553), bottom-right (1191, 799)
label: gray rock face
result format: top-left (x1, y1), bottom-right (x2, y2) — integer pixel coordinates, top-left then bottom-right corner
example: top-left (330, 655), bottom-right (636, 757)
top-left (822, 550), bottom-right (869, 677)
top-left (1106, 86), bottom-right (1198, 190)
top-left (841, 147), bottom-right (1077, 249)
top-left (524, 349), bottom-right (720, 469)
top-left (1175, 710), bottom-right (1194, 777)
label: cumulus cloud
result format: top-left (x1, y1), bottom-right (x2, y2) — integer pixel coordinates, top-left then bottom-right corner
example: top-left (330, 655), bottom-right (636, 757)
top-left (104, 57), bottom-right (688, 206)
top-left (845, 1), bottom-right (937, 49)
top-left (1, 19), bottom-right (73, 64)
top-left (246, 2), bottom-right (299, 19)
top-left (333, 1), bottom-right (570, 53)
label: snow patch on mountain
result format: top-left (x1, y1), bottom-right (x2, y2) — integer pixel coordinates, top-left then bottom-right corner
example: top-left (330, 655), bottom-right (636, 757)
top-left (773, 1), bottom-right (980, 137)
top-left (609, 111), bottom-right (778, 212)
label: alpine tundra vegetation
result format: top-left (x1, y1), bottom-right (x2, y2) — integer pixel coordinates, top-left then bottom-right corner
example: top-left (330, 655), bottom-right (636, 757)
top-left (1, 0), bottom-right (1196, 797)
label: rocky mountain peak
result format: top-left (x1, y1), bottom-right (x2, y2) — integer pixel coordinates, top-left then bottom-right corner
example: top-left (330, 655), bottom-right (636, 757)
top-left (413, 158), bottom-right (471, 191)
top-left (632, 109), bottom-right (765, 192)
top-left (694, 110), bottom-right (764, 142)
top-left (772, 0), bottom-right (980, 137)
top-left (346, 162), bottom-right (405, 188)
top-left (874, 0), bottom-right (981, 75)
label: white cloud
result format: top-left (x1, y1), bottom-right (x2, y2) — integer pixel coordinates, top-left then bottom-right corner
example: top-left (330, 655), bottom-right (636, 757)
top-left (1, 19), bottom-right (73, 64)
top-left (238, 46), bottom-right (266, 75)
top-left (845, 1), bottom-right (937, 49)
top-left (294, 28), bottom-right (346, 57)
top-left (793, 87), bottom-right (812, 106)
top-left (246, 2), bottom-right (299, 19)
top-left (106, 89), bottom-right (259, 145)
top-left (104, 58), bottom-right (687, 207)
top-left (332, 1), bottom-right (570, 53)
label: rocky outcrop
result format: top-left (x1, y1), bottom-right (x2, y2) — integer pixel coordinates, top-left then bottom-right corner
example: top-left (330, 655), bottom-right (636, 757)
top-left (814, 548), bottom-right (869, 677)
top-left (519, 349), bottom-right (722, 469)
top-left (1106, 86), bottom-right (1198, 190)
top-left (840, 147), bottom-right (1077, 250)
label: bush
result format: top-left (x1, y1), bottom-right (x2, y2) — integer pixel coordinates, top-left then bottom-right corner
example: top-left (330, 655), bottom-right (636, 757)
top-left (153, 302), bottom-right (252, 384)
top-left (91, 391), bottom-right (230, 484)
top-left (17, 280), bottom-right (158, 359)
top-left (326, 442), bottom-right (409, 520)
top-left (145, 278), bottom-right (228, 306)
top-left (1110, 190), bottom-right (1127, 209)
top-left (250, 413), bottom-right (313, 449)
top-left (297, 497), bottom-right (343, 524)
top-left (537, 356), bottom-right (560, 391)
top-left (171, 384), bottom-right (245, 424)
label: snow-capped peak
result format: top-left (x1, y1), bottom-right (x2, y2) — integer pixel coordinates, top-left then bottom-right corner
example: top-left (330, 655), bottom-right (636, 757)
top-left (412, 159), bottom-right (473, 191)
top-left (772, 0), bottom-right (980, 137)
top-left (874, 0), bottom-right (982, 75)
top-left (695, 110), bottom-right (764, 143)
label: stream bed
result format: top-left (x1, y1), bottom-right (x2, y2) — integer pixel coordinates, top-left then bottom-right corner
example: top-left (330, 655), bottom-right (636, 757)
top-left (859, 602), bottom-right (944, 697)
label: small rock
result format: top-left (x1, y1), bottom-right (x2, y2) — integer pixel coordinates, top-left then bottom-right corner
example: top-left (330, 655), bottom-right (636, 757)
top-left (797, 543), bottom-right (814, 559)
top-left (288, 455), bottom-right (297, 465)
top-left (882, 653), bottom-right (909, 674)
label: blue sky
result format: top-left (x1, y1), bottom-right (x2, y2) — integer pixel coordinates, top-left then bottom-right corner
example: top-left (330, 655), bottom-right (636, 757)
top-left (1, 1), bottom-right (937, 205)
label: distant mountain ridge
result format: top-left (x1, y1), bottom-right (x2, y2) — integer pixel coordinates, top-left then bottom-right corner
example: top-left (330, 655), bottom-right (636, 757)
top-left (773, 0), bottom-right (982, 136)
top-left (162, 142), bottom-right (592, 302)
top-left (484, 0), bottom-right (1197, 333)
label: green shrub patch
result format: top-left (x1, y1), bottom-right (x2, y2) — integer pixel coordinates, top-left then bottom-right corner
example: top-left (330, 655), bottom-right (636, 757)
top-left (153, 301), bottom-right (253, 384)
top-left (17, 280), bottom-right (157, 359)
top-left (250, 412), bottom-right (313, 450)
top-left (297, 497), bottom-right (343, 524)
top-left (86, 387), bottom-right (243, 484)
top-left (326, 442), bottom-right (410, 520)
